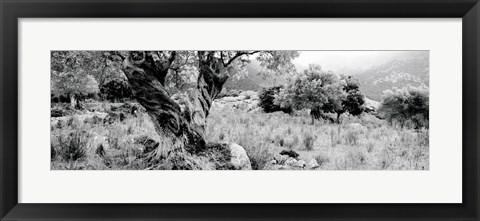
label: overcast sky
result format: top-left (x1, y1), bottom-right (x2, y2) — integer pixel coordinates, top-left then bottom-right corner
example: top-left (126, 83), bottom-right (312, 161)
top-left (293, 51), bottom-right (428, 74)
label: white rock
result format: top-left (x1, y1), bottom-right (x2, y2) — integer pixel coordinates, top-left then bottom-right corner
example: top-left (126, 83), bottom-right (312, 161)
top-left (239, 90), bottom-right (258, 99)
top-left (284, 157), bottom-right (298, 166)
top-left (295, 160), bottom-right (306, 168)
top-left (228, 143), bottom-right (252, 170)
top-left (306, 159), bottom-right (320, 169)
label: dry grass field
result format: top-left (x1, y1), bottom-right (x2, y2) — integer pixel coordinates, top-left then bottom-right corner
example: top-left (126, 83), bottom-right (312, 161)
top-left (51, 95), bottom-right (429, 170)
top-left (206, 103), bottom-right (429, 170)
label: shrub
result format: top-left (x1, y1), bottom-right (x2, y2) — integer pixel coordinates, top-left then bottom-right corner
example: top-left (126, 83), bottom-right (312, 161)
top-left (95, 144), bottom-right (106, 157)
top-left (366, 141), bottom-right (375, 153)
top-left (245, 145), bottom-right (274, 170)
top-left (379, 149), bottom-right (394, 169)
top-left (258, 86), bottom-right (292, 114)
top-left (279, 149), bottom-right (299, 159)
top-left (379, 86), bottom-right (429, 129)
top-left (283, 136), bottom-right (298, 149)
top-left (57, 131), bottom-right (88, 161)
top-left (218, 132), bottom-right (225, 141)
top-left (303, 133), bottom-right (315, 150)
top-left (51, 143), bottom-right (57, 160)
top-left (346, 148), bottom-right (367, 167)
top-left (344, 130), bottom-right (360, 146)
top-left (100, 79), bottom-right (133, 102)
top-left (330, 129), bottom-right (336, 147)
top-left (416, 129), bottom-right (429, 147)
top-left (315, 154), bottom-right (329, 167)
top-left (51, 107), bottom-right (67, 117)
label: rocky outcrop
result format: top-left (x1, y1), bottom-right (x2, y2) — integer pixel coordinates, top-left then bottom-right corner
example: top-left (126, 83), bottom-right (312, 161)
top-left (265, 153), bottom-right (320, 170)
top-left (363, 97), bottom-right (380, 113)
top-left (212, 90), bottom-right (260, 112)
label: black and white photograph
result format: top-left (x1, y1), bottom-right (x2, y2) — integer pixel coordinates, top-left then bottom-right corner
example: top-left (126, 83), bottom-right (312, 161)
top-left (50, 50), bottom-right (429, 170)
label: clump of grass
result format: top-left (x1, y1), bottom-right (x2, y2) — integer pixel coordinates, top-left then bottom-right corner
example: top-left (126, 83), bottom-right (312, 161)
top-left (57, 130), bottom-right (88, 161)
top-left (344, 130), bottom-right (360, 146)
top-left (379, 149), bottom-right (394, 169)
top-left (127, 126), bottom-right (134, 135)
top-left (274, 134), bottom-right (283, 147)
top-left (366, 141), bottom-right (375, 153)
top-left (416, 129), bottom-right (429, 147)
top-left (109, 137), bottom-right (121, 150)
top-left (330, 129), bottom-right (336, 147)
top-left (346, 148), bottom-right (367, 168)
top-left (244, 144), bottom-right (274, 170)
top-left (66, 117), bottom-right (74, 127)
top-left (283, 136), bottom-right (299, 149)
top-left (303, 133), bottom-right (315, 151)
top-left (96, 143), bottom-right (105, 157)
top-left (315, 153), bottom-right (329, 167)
top-left (218, 132), bottom-right (225, 141)
top-left (51, 143), bottom-right (57, 160)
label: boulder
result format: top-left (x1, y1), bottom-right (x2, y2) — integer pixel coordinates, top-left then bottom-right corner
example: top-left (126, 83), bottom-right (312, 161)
top-left (295, 160), bottom-right (306, 168)
top-left (306, 159), bottom-right (320, 169)
top-left (239, 90), bottom-right (258, 99)
top-left (220, 96), bottom-right (246, 102)
top-left (273, 153), bottom-right (284, 164)
top-left (264, 163), bottom-right (290, 170)
top-left (363, 97), bottom-right (380, 112)
top-left (227, 143), bottom-right (252, 170)
top-left (284, 157), bottom-right (298, 167)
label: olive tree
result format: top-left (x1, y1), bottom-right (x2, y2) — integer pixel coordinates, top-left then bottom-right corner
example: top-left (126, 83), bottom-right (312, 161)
top-left (107, 51), bottom-right (299, 153)
top-left (275, 65), bottom-right (365, 124)
top-left (51, 51), bottom-right (100, 108)
top-left (379, 86), bottom-right (429, 129)
top-left (322, 76), bottom-right (365, 123)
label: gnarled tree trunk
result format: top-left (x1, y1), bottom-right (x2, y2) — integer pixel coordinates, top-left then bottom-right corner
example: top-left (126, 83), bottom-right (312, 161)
top-left (121, 51), bottom-right (228, 153)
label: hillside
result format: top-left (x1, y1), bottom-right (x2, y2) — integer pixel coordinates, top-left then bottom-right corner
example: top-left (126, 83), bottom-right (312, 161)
top-left (224, 60), bottom-right (286, 92)
top-left (224, 51), bottom-right (429, 102)
top-left (355, 52), bottom-right (429, 101)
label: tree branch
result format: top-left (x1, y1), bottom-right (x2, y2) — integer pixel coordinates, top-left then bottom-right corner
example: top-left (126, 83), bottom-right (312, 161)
top-left (224, 51), bottom-right (260, 67)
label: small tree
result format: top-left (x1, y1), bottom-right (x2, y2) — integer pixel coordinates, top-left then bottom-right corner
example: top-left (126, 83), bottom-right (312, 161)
top-left (51, 51), bottom-right (100, 108)
top-left (379, 86), bottom-right (429, 129)
top-left (258, 86), bottom-right (292, 114)
top-left (324, 76), bottom-right (365, 123)
top-left (276, 65), bottom-right (366, 124)
top-left (51, 71), bottom-right (99, 109)
top-left (275, 64), bottom-right (347, 124)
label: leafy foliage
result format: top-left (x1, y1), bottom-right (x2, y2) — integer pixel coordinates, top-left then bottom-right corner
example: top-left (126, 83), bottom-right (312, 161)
top-left (378, 86), bottom-right (429, 129)
top-left (100, 79), bottom-right (133, 102)
top-left (275, 64), bottom-right (365, 123)
top-left (51, 70), bottom-right (99, 98)
top-left (258, 86), bottom-right (292, 114)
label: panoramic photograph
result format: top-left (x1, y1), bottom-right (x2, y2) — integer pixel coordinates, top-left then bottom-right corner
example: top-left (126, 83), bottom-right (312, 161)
top-left (50, 50), bottom-right (429, 170)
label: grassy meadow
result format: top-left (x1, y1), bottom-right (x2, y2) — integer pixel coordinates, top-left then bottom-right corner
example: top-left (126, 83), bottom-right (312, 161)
top-left (51, 94), bottom-right (429, 170)
top-left (206, 103), bottom-right (429, 170)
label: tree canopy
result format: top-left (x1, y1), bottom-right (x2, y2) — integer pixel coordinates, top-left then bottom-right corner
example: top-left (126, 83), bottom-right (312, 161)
top-left (274, 64), bottom-right (365, 123)
top-left (379, 86), bottom-right (429, 129)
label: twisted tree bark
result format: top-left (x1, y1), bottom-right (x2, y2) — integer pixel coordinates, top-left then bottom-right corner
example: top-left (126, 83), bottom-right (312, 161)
top-left (121, 51), bottom-right (229, 153)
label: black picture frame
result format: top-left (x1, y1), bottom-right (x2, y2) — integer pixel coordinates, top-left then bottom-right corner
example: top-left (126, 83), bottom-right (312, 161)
top-left (1, 0), bottom-right (479, 220)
